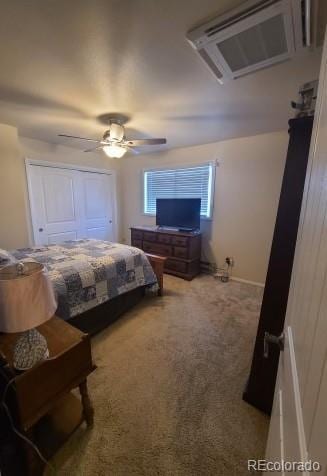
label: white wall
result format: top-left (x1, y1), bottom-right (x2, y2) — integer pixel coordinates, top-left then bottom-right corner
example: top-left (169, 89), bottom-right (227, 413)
top-left (0, 124), bottom-right (29, 249)
top-left (0, 124), bottom-right (121, 249)
top-left (120, 131), bottom-right (288, 284)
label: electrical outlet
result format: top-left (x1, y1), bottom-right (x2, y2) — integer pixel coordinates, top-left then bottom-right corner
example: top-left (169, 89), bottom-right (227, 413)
top-left (225, 257), bottom-right (234, 267)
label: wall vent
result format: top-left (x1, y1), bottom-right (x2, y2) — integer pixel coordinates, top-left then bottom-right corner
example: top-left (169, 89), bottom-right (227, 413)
top-left (198, 49), bottom-right (224, 79)
top-left (187, 0), bottom-right (313, 84)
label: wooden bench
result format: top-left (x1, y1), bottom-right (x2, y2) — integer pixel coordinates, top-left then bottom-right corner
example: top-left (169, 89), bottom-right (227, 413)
top-left (145, 253), bottom-right (167, 296)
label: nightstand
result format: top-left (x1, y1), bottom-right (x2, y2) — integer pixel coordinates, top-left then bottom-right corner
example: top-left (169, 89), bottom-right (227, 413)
top-left (0, 316), bottom-right (96, 476)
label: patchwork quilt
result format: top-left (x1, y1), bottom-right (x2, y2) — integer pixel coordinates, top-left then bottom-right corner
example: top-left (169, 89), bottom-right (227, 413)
top-left (12, 239), bottom-right (158, 320)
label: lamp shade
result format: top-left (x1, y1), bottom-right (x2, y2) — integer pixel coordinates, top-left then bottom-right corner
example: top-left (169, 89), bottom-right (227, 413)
top-left (0, 262), bottom-right (57, 333)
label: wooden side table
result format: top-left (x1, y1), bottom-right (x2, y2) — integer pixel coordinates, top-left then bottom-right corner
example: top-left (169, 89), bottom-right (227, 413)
top-left (0, 316), bottom-right (96, 476)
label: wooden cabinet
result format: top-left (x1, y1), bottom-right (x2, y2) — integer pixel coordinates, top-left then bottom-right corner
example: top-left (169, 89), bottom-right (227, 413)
top-left (131, 227), bottom-right (201, 280)
top-left (0, 317), bottom-right (95, 475)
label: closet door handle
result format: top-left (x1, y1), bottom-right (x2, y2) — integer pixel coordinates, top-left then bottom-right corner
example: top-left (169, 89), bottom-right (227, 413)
top-left (39, 227), bottom-right (44, 232)
top-left (109, 220), bottom-right (112, 224)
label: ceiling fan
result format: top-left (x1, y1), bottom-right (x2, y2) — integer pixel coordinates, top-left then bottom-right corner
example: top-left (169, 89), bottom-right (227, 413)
top-left (58, 116), bottom-right (167, 158)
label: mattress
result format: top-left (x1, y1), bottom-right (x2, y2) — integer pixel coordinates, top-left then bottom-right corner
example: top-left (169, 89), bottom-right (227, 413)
top-left (12, 239), bottom-right (158, 320)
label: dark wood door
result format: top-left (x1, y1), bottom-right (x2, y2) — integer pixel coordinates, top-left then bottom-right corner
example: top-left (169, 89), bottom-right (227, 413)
top-left (243, 116), bottom-right (314, 414)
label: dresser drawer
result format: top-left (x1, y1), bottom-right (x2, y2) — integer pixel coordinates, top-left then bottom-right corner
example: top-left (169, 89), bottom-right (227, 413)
top-left (172, 236), bottom-right (189, 246)
top-left (165, 259), bottom-right (187, 274)
top-left (158, 234), bottom-right (171, 244)
top-left (173, 246), bottom-right (188, 259)
top-left (143, 241), bottom-right (172, 256)
top-left (131, 230), bottom-right (143, 240)
top-left (143, 232), bottom-right (157, 242)
top-left (131, 239), bottom-right (142, 249)
top-left (130, 227), bottom-right (201, 280)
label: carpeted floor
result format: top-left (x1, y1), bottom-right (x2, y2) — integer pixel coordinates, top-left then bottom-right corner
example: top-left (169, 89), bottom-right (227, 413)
top-left (48, 274), bottom-right (269, 476)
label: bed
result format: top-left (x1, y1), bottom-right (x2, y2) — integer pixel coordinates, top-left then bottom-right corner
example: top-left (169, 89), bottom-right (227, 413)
top-left (7, 239), bottom-right (159, 334)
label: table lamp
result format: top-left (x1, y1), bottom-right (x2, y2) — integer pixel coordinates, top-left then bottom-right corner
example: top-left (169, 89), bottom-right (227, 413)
top-left (0, 261), bottom-right (57, 370)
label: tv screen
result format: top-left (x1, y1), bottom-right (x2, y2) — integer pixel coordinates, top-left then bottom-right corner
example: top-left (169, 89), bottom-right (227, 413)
top-left (156, 198), bottom-right (201, 230)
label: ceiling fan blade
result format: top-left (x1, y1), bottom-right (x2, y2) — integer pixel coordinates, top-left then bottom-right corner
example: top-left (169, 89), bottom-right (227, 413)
top-left (84, 146), bottom-right (103, 153)
top-left (125, 138), bottom-right (167, 146)
top-left (58, 134), bottom-right (101, 143)
top-left (127, 146), bottom-right (140, 155)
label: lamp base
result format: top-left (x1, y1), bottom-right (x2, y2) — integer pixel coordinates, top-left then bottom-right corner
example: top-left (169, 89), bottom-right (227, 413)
top-left (13, 328), bottom-right (49, 371)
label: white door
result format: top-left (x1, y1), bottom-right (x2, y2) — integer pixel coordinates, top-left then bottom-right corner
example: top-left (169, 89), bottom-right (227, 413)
top-left (264, 34), bottom-right (327, 474)
top-left (27, 165), bottom-right (115, 245)
top-left (28, 165), bottom-right (82, 245)
top-left (78, 171), bottom-right (114, 241)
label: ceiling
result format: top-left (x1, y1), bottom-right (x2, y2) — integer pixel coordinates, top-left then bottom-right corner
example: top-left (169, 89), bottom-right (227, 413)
top-left (0, 0), bottom-right (323, 154)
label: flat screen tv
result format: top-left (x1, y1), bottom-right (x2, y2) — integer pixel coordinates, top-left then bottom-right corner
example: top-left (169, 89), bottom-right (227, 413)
top-left (156, 198), bottom-right (201, 231)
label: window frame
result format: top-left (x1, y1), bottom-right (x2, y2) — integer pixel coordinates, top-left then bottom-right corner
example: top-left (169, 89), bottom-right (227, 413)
top-left (142, 161), bottom-right (216, 220)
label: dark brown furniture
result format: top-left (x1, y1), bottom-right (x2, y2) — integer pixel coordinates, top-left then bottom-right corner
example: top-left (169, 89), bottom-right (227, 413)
top-left (0, 316), bottom-right (95, 476)
top-left (145, 253), bottom-right (167, 295)
top-left (131, 226), bottom-right (201, 280)
top-left (243, 116), bottom-right (314, 415)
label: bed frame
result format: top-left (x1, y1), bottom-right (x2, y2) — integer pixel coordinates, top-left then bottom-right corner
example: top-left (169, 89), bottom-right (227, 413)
top-left (69, 286), bottom-right (145, 335)
top-left (68, 253), bottom-right (166, 335)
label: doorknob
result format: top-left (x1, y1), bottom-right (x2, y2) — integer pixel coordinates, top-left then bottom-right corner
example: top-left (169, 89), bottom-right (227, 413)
top-left (109, 220), bottom-right (112, 224)
top-left (263, 332), bottom-right (285, 358)
top-left (39, 227), bottom-right (44, 232)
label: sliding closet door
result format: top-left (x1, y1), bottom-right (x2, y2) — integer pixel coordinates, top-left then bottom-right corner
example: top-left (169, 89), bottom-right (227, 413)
top-left (28, 165), bottom-right (114, 245)
top-left (28, 165), bottom-right (82, 245)
top-left (78, 171), bottom-right (114, 241)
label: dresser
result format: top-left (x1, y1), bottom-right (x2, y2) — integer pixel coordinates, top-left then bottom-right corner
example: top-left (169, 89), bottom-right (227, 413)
top-left (131, 226), bottom-right (201, 280)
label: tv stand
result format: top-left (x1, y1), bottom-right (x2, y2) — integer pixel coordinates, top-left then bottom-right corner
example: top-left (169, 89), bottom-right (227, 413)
top-left (130, 226), bottom-right (201, 280)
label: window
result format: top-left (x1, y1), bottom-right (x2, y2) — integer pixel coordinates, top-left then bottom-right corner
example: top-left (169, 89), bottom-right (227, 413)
top-left (143, 163), bottom-right (214, 218)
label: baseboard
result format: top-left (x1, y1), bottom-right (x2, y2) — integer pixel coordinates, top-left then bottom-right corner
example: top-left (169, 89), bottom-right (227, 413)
top-left (230, 276), bottom-right (265, 288)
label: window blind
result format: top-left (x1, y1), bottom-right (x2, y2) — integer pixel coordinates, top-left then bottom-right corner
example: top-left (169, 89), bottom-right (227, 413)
top-left (144, 163), bottom-right (214, 218)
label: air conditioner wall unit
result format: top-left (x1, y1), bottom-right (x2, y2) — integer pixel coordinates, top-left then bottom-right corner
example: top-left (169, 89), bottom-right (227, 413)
top-left (187, 0), bottom-right (313, 84)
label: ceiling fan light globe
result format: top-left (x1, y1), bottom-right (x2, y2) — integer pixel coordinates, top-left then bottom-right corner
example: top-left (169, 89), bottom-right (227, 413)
top-left (103, 144), bottom-right (126, 158)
